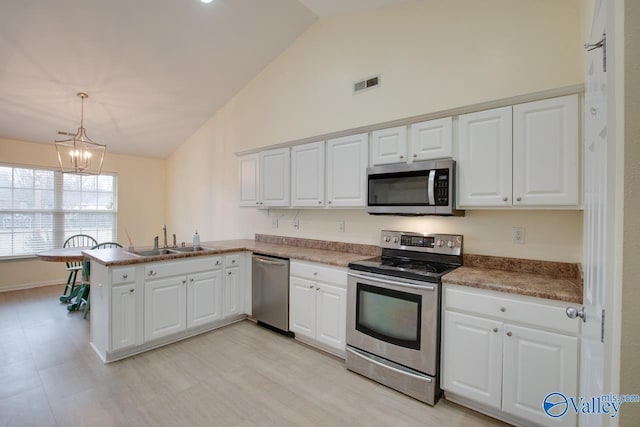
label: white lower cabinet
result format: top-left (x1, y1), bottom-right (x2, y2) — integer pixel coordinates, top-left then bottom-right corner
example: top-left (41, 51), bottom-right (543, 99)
top-left (223, 265), bottom-right (242, 318)
top-left (111, 280), bottom-right (138, 352)
top-left (442, 285), bottom-right (578, 427)
top-left (289, 260), bottom-right (347, 356)
top-left (187, 270), bottom-right (223, 328)
top-left (145, 276), bottom-right (188, 341)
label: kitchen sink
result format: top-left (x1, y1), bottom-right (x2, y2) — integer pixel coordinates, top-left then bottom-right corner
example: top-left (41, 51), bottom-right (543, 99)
top-left (131, 248), bottom-right (175, 257)
top-left (169, 246), bottom-right (210, 253)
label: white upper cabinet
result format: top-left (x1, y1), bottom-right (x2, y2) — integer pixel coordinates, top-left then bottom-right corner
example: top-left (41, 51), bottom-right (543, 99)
top-left (326, 133), bottom-right (368, 207)
top-left (457, 107), bottom-right (513, 207)
top-left (259, 148), bottom-right (290, 207)
top-left (410, 117), bottom-right (453, 161)
top-left (291, 141), bottom-right (325, 207)
top-left (457, 95), bottom-right (580, 208)
top-left (238, 154), bottom-right (259, 207)
top-left (513, 95), bottom-right (579, 206)
top-left (371, 126), bottom-right (407, 165)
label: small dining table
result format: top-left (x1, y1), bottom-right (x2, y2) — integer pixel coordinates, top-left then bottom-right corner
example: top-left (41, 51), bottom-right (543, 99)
top-left (36, 247), bottom-right (93, 309)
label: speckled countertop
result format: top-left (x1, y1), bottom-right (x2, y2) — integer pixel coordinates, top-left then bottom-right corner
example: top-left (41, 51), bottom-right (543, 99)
top-left (83, 235), bottom-right (379, 269)
top-left (442, 254), bottom-right (583, 304)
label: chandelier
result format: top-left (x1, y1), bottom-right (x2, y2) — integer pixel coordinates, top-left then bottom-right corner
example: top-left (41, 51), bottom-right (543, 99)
top-left (55, 92), bottom-right (106, 175)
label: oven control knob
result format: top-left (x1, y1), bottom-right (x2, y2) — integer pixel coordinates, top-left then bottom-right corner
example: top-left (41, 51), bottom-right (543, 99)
top-left (447, 240), bottom-right (455, 248)
top-left (383, 236), bottom-right (391, 243)
top-left (393, 237), bottom-right (399, 243)
top-left (437, 239), bottom-right (445, 247)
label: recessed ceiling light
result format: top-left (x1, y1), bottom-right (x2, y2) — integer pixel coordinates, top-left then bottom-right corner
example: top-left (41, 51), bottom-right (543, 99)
top-left (200, 0), bottom-right (213, 3)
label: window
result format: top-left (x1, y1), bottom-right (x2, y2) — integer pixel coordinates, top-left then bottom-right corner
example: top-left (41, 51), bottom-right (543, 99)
top-left (0, 164), bottom-right (117, 259)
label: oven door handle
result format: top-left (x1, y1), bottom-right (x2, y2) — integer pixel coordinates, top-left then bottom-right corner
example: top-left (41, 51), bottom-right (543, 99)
top-left (348, 272), bottom-right (436, 291)
top-left (346, 347), bottom-right (433, 382)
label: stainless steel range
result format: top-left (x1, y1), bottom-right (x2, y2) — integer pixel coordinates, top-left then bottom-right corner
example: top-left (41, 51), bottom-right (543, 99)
top-left (346, 230), bottom-right (463, 405)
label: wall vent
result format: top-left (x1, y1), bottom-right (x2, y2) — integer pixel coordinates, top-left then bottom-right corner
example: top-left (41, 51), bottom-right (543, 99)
top-left (353, 74), bottom-right (380, 94)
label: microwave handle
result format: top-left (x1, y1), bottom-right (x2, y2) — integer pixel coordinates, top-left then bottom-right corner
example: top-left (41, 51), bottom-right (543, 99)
top-left (428, 170), bottom-right (436, 205)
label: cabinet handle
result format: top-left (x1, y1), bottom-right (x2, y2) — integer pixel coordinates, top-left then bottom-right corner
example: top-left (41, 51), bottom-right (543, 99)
top-left (123, 274), bottom-right (128, 279)
top-left (500, 307), bottom-right (506, 312)
top-left (506, 331), bottom-right (513, 337)
top-left (516, 197), bottom-right (522, 202)
top-left (503, 197), bottom-right (508, 202)
top-left (129, 288), bottom-right (134, 293)
top-left (493, 328), bottom-right (498, 333)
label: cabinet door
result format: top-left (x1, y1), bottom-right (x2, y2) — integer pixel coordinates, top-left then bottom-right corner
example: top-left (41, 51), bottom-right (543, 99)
top-left (442, 310), bottom-right (503, 409)
top-left (502, 324), bottom-right (578, 426)
top-left (371, 126), bottom-right (407, 165)
top-left (326, 133), bottom-right (368, 207)
top-left (187, 270), bottom-right (223, 328)
top-left (315, 282), bottom-right (347, 352)
top-left (238, 154), bottom-right (259, 207)
top-left (259, 147), bottom-right (290, 207)
top-left (144, 276), bottom-right (187, 341)
top-left (111, 283), bottom-right (137, 351)
top-left (513, 95), bottom-right (579, 206)
top-left (410, 117), bottom-right (453, 161)
top-left (223, 266), bottom-right (242, 318)
top-left (291, 141), bottom-right (325, 207)
top-left (289, 276), bottom-right (316, 339)
top-left (457, 107), bottom-right (513, 207)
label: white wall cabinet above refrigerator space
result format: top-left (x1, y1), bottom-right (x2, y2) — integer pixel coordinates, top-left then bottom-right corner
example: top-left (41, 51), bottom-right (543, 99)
top-left (370, 118), bottom-right (453, 166)
top-left (457, 95), bottom-right (579, 209)
top-left (238, 148), bottom-right (290, 207)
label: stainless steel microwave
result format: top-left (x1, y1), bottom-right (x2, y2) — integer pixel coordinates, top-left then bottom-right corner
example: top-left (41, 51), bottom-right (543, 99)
top-left (367, 159), bottom-right (464, 216)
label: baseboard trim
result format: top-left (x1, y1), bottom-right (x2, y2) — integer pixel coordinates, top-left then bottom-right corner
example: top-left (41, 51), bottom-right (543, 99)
top-left (0, 280), bottom-right (62, 293)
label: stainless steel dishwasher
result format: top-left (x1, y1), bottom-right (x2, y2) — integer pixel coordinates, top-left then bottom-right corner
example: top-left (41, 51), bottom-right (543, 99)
top-left (252, 254), bottom-right (290, 332)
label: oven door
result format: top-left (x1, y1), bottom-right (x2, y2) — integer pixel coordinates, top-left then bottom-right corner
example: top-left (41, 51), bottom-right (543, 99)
top-left (346, 270), bottom-right (439, 375)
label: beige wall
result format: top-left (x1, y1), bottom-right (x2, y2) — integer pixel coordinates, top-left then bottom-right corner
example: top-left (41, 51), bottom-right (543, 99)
top-left (620, 0), bottom-right (640, 424)
top-left (167, 0), bottom-right (584, 262)
top-left (0, 138), bottom-right (166, 291)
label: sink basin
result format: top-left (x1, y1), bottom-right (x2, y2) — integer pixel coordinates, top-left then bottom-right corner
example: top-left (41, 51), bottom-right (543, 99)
top-left (132, 248), bottom-right (175, 257)
top-left (169, 246), bottom-right (210, 253)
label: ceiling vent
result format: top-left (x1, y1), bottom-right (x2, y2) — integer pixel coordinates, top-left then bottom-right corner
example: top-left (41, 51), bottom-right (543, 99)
top-left (353, 75), bottom-right (380, 94)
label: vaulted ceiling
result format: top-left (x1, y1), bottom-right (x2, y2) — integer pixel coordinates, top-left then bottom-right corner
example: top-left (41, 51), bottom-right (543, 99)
top-left (0, 0), bottom-right (409, 158)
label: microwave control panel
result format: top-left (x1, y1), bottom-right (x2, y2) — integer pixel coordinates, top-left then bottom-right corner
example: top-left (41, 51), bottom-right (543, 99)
top-left (435, 169), bottom-right (449, 206)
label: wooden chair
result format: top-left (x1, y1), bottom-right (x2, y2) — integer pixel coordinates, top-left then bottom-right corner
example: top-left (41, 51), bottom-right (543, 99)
top-left (60, 234), bottom-right (97, 303)
top-left (69, 242), bottom-right (122, 318)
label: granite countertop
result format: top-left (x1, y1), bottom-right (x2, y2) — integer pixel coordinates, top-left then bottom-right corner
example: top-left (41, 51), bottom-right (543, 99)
top-left (442, 254), bottom-right (583, 304)
top-left (83, 236), bottom-right (379, 268)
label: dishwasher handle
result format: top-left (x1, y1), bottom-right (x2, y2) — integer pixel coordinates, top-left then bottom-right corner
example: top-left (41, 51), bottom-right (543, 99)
top-left (253, 255), bottom-right (288, 267)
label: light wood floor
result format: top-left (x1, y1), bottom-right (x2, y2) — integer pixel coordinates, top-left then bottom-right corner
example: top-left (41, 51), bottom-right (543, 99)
top-left (0, 285), bottom-right (509, 427)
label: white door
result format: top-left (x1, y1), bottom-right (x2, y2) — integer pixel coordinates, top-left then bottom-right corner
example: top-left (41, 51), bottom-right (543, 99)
top-left (513, 95), bottom-right (579, 206)
top-left (289, 276), bottom-right (316, 339)
top-left (111, 284), bottom-right (137, 351)
top-left (371, 126), bottom-right (407, 165)
top-left (442, 311), bottom-right (503, 409)
top-left (315, 282), bottom-right (346, 352)
top-left (144, 276), bottom-right (187, 341)
top-left (457, 107), bottom-right (513, 207)
top-left (579, 1), bottom-right (609, 426)
top-left (326, 133), bottom-right (368, 207)
top-left (291, 141), bottom-right (325, 207)
top-left (187, 270), bottom-right (222, 328)
top-left (238, 154), bottom-right (259, 207)
top-left (223, 266), bottom-right (241, 318)
top-left (502, 324), bottom-right (578, 427)
top-left (259, 147), bottom-right (290, 207)
top-left (410, 117), bottom-right (453, 161)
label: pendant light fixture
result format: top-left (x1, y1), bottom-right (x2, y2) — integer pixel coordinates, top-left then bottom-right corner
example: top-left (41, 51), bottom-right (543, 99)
top-left (55, 92), bottom-right (106, 175)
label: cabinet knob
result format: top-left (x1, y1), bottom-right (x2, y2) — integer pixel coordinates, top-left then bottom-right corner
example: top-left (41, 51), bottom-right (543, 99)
top-left (328, 201), bottom-right (332, 204)
top-left (232, 260), bottom-right (236, 263)
top-left (506, 331), bottom-right (512, 337)
top-left (313, 272), bottom-right (318, 276)
top-left (566, 306), bottom-right (586, 322)
top-left (228, 271), bottom-right (232, 275)
top-left (309, 284), bottom-right (314, 289)
top-left (182, 280), bottom-right (187, 284)
top-left (316, 286), bottom-right (320, 291)
top-left (255, 202), bottom-right (259, 205)
top-left (216, 261), bottom-right (220, 265)
top-left (413, 154), bottom-right (417, 158)
top-left (318, 201), bottom-right (322, 205)
top-left (129, 288), bottom-right (134, 293)
top-left (503, 197), bottom-right (508, 202)
top-left (516, 197), bottom-right (522, 202)
top-left (190, 278), bottom-right (194, 282)
top-left (500, 307), bottom-right (506, 312)
top-left (122, 274), bottom-right (128, 279)
top-left (399, 155), bottom-right (404, 159)
top-left (148, 270), bottom-right (156, 276)
top-left (493, 327), bottom-right (498, 333)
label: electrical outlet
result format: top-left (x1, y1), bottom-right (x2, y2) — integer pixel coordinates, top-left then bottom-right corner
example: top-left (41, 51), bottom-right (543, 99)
top-left (512, 227), bottom-right (525, 244)
top-left (272, 218), bottom-right (278, 229)
top-left (338, 221), bottom-right (345, 232)
top-left (293, 219), bottom-right (299, 229)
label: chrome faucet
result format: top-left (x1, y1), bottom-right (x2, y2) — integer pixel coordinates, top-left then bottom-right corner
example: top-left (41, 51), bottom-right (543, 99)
top-left (153, 236), bottom-right (159, 249)
top-left (162, 224), bottom-right (168, 248)
top-left (172, 233), bottom-right (177, 248)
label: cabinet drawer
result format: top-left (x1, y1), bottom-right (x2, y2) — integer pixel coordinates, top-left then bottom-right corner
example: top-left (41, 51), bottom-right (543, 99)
top-left (290, 261), bottom-right (347, 287)
top-left (444, 285), bottom-right (579, 335)
top-left (145, 256), bottom-right (222, 280)
top-left (225, 253), bottom-right (241, 267)
top-left (112, 267), bottom-right (136, 285)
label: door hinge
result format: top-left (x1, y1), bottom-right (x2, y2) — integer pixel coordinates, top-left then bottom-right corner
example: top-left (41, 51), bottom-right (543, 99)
top-left (585, 33), bottom-right (606, 72)
top-left (601, 309), bottom-right (605, 343)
